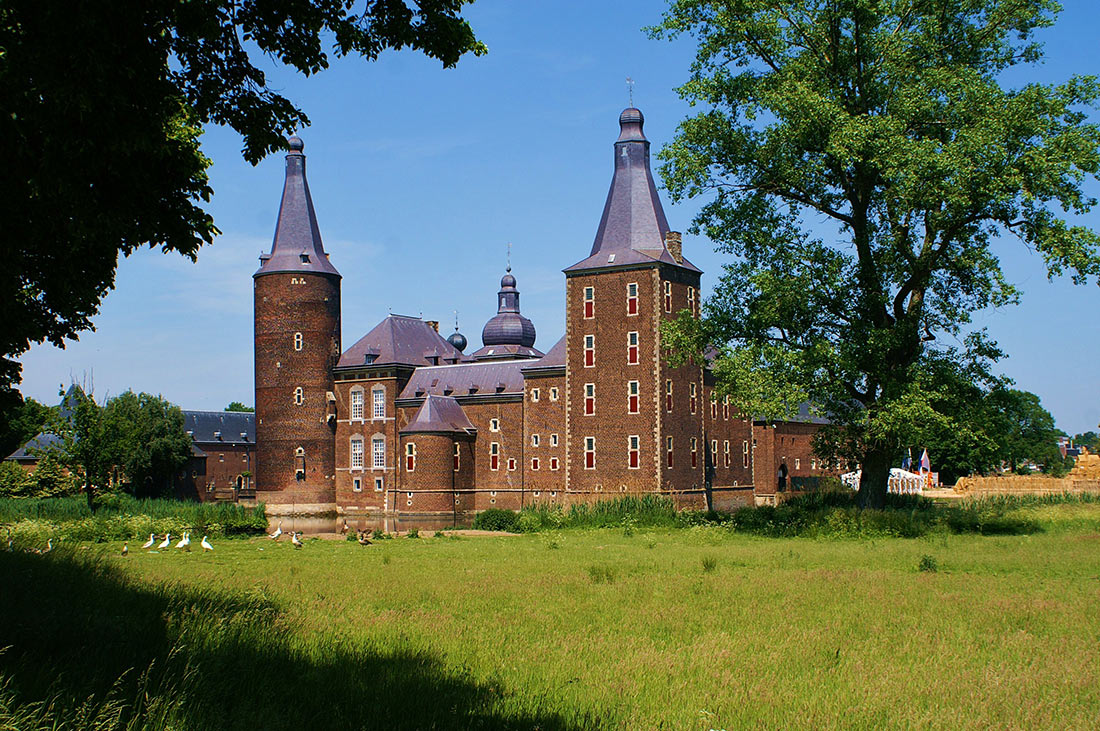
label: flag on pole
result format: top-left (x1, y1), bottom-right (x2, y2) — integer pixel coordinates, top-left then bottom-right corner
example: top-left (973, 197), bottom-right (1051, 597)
top-left (919, 449), bottom-right (930, 473)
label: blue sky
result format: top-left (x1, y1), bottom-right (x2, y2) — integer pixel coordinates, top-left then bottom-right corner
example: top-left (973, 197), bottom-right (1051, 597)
top-left (17, 0), bottom-right (1100, 435)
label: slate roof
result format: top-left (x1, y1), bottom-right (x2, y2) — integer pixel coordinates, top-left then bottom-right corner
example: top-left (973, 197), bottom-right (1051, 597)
top-left (255, 136), bottom-right (341, 279)
top-left (468, 343), bottom-right (543, 360)
top-left (754, 402), bottom-right (832, 426)
top-left (521, 334), bottom-right (565, 374)
top-left (181, 410), bottom-right (256, 445)
top-left (5, 384), bottom-right (84, 463)
top-left (480, 269), bottom-right (537, 351)
top-left (400, 395), bottom-right (477, 434)
top-left (565, 108), bottom-right (700, 274)
top-left (338, 315), bottom-right (467, 369)
top-left (398, 360), bottom-right (528, 399)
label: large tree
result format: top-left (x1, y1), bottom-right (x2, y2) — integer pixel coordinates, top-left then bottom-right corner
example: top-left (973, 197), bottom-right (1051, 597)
top-left (0, 0), bottom-right (484, 397)
top-left (103, 391), bottom-right (194, 497)
top-left (653, 0), bottom-right (1100, 506)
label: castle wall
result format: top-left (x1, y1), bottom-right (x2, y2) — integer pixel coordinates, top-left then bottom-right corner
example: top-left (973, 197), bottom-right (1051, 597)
top-left (522, 373), bottom-right (566, 506)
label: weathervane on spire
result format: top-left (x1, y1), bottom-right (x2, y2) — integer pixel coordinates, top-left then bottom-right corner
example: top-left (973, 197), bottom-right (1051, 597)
top-left (626, 77), bottom-right (635, 107)
top-left (454, 310), bottom-right (460, 332)
top-left (506, 242), bottom-right (512, 273)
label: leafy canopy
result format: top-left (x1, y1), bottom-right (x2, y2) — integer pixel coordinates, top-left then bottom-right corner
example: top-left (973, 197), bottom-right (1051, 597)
top-left (652, 0), bottom-right (1100, 504)
top-left (225, 402), bottom-right (255, 413)
top-left (0, 1), bottom-right (484, 396)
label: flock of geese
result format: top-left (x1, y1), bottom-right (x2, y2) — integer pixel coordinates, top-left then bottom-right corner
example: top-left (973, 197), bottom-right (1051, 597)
top-left (7, 519), bottom-right (379, 556)
top-left (126, 531), bottom-right (214, 555)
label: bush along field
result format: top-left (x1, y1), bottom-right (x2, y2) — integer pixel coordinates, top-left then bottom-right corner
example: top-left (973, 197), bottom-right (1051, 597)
top-left (0, 494), bottom-right (267, 545)
top-left (2, 495), bottom-right (1100, 729)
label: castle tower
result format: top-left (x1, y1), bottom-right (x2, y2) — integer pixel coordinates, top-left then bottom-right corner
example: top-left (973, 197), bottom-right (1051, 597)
top-left (468, 268), bottom-right (543, 360)
top-left (563, 108), bottom-right (705, 506)
top-left (253, 136), bottom-right (341, 511)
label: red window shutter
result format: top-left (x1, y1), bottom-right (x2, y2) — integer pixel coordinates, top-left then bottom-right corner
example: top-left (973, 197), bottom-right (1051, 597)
top-left (585, 349), bottom-right (595, 367)
top-left (629, 395), bottom-right (638, 413)
top-left (630, 451), bottom-right (639, 468)
top-left (627, 298), bottom-right (638, 315)
top-left (628, 345), bottom-right (638, 364)
top-left (406, 456), bottom-right (414, 471)
top-left (585, 397), bottom-right (594, 415)
top-left (691, 451), bottom-right (697, 468)
top-left (584, 301), bottom-right (594, 318)
top-left (586, 451), bottom-right (595, 469)
top-left (666, 393), bottom-right (672, 411)
top-left (667, 450), bottom-right (673, 468)
top-left (453, 454), bottom-right (459, 471)
top-left (491, 455), bottom-right (498, 470)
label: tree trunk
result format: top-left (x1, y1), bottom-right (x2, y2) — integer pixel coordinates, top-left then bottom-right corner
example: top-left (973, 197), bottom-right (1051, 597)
top-left (85, 476), bottom-right (96, 514)
top-left (856, 444), bottom-right (892, 509)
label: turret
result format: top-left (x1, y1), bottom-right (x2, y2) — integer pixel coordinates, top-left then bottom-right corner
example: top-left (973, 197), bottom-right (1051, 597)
top-left (253, 136), bottom-right (341, 509)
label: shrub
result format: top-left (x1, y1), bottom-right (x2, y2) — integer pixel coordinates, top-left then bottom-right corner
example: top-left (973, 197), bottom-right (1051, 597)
top-left (472, 508), bottom-right (520, 532)
top-left (406, 528), bottom-right (419, 539)
top-left (702, 556), bottom-right (717, 573)
top-left (918, 555), bottom-right (939, 573)
top-left (0, 461), bottom-right (34, 497)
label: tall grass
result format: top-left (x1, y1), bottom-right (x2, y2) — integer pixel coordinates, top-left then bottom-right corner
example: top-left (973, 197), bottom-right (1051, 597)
top-left (516, 495), bottom-right (684, 532)
top-left (0, 495), bottom-right (266, 543)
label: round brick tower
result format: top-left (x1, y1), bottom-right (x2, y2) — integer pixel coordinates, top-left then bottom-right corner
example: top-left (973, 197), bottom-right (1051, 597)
top-left (253, 135), bottom-right (341, 511)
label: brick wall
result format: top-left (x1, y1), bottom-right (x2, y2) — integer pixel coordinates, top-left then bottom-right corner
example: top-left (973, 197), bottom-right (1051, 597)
top-left (254, 271), bottom-right (340, 508)
top-left (333, 372), bottom-right (407, 511)
top-left (522, 374), bottom-right (566, 505)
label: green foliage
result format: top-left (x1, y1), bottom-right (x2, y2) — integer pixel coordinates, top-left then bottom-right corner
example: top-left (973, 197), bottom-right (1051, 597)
top-left (701, 555), bottom-right (717, 573)
top-left (371, 529), bottom-right (393, 541)
top-left (0, 395), bottom-right (57, 459)
top-left (918, 555), bottom-right (939, 573)
top-left (406, 528), bottom-right (420, 539)
top-left (0, 495), bottom-right (266, 541)
top-left (472, 508), bottom-right (521, 532)
top-left (651, 0), bottom-right (1100, 507)
top-left (30, 453), bottom-right (78, 499)
top-left (101, 390), bottom-right (193, 497)
top-left (0, 2), bottom-right (485, 398)
top-left (1069, 431), bottom-right (1100, 453)
top-left (225, 402), bottom-right (254, 413)
top-left (0, 461), bottom-right (34, 498)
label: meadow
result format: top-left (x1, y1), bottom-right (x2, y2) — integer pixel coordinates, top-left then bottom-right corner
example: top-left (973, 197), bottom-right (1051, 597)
top-left (2, 498), bottom-right (1099, 729)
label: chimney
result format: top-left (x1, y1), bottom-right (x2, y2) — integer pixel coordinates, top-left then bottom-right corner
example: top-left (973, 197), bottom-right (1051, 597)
top-left (426, 320), bottom-right (439, 333)
top-left (666, 231), bottom-right (683, 264)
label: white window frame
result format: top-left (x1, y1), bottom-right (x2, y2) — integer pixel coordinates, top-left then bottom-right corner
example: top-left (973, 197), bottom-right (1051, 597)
top-left (584, 437), bottom-right (596, 470)
top-left (583, 334), bottom-right (595, 367)
top-left (350, 437), bottom-right (364, 469)
top-left (532, 433), bottom-right (540, 447)
top-left (628, 435), bottom-right (640, 469)
top-left (294, 387), bottom-right (304, 406)
top-left (550, 387), bottom-right (559, 401)
top-left (490, 418), bottom-right (500, 432)
top-left (531, 388), bottom-right (540, 402)
top-left (294, 332), bottom-right (303, 351)
top-left (626, 282), bottom-right (639, 316)
top-left (371, 436), bottom-right (385, 469)
top-left (551, 433), bottom-right (559, 447)
top-left (372, 387), bottom-right (385, 419)
top-left (627, 380), bottom-right (639, 414)
top-left (583, 286), bottom-right (595, 319)
top-left (584, 383), bottom-right (595, 416)
top-left (350, 389), bottom-right (364, 421)
top-left (627, 331), bottom-right (639, 365)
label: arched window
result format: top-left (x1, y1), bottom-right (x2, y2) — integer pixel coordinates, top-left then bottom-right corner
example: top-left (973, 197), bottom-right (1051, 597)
top-left (350, 436), bottom-right (364, 469)
top-left (350, 388), bottom-right (364, 421)
top-left (294, 332), bottom-right (303, 351)
top-left (294, 447), bottom-right (305, 481)
top-left (294, 387), bottom-right (304, 405)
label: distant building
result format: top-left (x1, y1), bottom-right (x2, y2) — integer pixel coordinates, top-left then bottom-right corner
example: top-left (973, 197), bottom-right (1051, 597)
top-left (251, 107), bottom-right (834, 516)
top-left (172, 410), bottom-right (256, 502)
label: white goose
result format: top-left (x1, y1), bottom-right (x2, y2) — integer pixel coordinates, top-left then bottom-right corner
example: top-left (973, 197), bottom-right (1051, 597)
top-left (269, 522), bottom-right (283, 541)
top-left (121, 543), bottom-right (128, 556)
top-left (291, 532), bottom-right (303, 549)
top-left (141, 533), bottom-right (156, 549)
top-left (200, 535), bottom-right (213, 552)
top-left (157, 533), bottom-right (172, 549)
top-left (176, 532), bottom-right (191, 550)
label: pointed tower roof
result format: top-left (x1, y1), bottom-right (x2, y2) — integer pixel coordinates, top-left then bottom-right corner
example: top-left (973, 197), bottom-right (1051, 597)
top-left (255, 135), bottom-right (340, 278)
top-left (565, 108), bottom-right (700, 273)
top-left (400, 394), bottom-right (476, 434)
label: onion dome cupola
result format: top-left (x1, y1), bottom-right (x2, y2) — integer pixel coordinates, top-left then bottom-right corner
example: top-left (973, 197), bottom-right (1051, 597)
top-left (447, 314), bottom-right (468, 353)
top-left (469, 267), bottom-right (543, 361)
top-left (564, 108), bottom-right (700, 273)
top-left (255, 135), bottom-right (340, 278)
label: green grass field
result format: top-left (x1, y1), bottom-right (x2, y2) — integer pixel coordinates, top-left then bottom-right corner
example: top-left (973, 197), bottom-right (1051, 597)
top-left (3, 501), bottom-right (1100, 729)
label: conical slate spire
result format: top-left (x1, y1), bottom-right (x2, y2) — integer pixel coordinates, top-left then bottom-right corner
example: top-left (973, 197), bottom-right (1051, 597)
top-left (255, 135), bottom-right (340, 278)
top-left (565, 108), bottom-right (699, 272)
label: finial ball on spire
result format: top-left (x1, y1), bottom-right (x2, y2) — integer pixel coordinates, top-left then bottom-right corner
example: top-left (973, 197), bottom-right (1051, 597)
top-left (288, 135), bottom-right (305, 152)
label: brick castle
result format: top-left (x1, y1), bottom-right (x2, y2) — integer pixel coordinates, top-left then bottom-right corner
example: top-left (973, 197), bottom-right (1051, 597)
top-left (252, 108), bottom-right (830, 516)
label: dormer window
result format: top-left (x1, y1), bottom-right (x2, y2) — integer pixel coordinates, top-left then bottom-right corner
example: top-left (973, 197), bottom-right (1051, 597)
top-left (363, 354), bottom-right (376, 364)
top-left (300, 253), bottom-right (310, 263)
